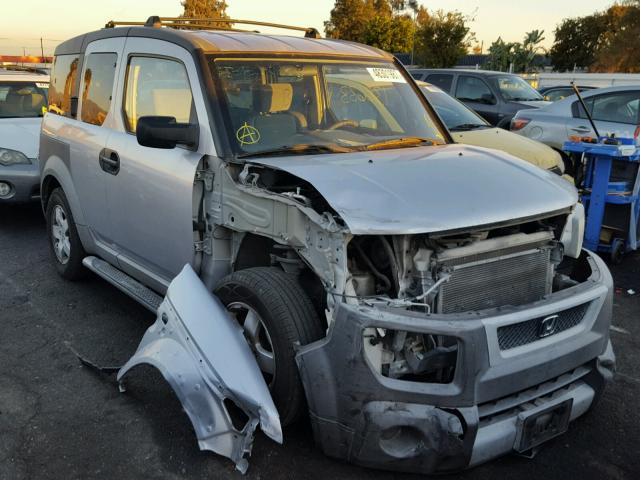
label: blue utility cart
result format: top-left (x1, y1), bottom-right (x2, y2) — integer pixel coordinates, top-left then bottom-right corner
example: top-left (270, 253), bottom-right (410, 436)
top-left (563, 137), bottom-right (640, 263)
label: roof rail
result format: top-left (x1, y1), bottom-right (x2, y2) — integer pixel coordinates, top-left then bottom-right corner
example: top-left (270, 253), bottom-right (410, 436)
top-left (105, 16), bottom-right (321, 38)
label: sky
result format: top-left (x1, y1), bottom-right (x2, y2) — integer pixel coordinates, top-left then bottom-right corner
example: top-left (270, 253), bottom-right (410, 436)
top-left (0, 0), bottom-right (614, 57)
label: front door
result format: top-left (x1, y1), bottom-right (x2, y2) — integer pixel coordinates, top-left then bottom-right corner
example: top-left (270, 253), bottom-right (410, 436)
top-left (104, 38), bottom-right (214, 291)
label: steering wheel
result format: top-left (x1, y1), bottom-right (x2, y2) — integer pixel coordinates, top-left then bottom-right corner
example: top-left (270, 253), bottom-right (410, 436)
top-left (327, 119), bottom-right (359, 130)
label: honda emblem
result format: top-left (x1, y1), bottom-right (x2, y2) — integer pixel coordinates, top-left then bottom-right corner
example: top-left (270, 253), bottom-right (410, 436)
top-left (538, 314), bottom-right (559, 338)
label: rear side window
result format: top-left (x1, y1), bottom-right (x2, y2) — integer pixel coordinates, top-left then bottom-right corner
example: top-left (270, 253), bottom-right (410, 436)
top-left (455, 76), bottom-right (494, 103)
top-left (49, 54), bottom-right (80, 116)
top-left (80, 53), bottom-right (117, 126)
top-left (425, 74), bottom-right (453, 92)
top-left (123, 56), bottom-right (195, 133)
top-left (573, 91), bottom-right (640, 125)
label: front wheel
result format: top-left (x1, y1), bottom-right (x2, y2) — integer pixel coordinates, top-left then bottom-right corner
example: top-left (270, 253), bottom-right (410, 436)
top-left (215, 267), bottom-right (324, 426)
top-left (45, 188), bottom-right (86, 280)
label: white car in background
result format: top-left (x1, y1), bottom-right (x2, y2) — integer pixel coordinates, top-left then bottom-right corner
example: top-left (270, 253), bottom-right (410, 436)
top-left (0, 67), bottom-right (49, 202)
top-left (510, 86), bottom-right (640, 152)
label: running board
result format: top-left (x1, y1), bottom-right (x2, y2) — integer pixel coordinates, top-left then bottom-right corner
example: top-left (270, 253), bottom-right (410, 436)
top-left (82, 256), bottom-right (163, 313)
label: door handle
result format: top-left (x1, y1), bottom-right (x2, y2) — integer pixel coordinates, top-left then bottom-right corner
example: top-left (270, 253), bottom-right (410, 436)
top-left (571, 126), bottom-right (591, 133)
top-left (99, 149), bottom-right (120, 175)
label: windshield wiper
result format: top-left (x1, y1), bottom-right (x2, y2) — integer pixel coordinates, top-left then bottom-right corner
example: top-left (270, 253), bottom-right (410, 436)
top-left (364, 137), bottom-right (437, 151)
top-left (449, 123), bottom-right (490, 131)
top-left (237, 144), bottom-right (355, 159)
top-left (510, 97), bottom-right (543, 102)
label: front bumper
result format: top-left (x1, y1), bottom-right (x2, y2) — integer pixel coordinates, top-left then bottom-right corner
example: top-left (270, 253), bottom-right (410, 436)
top-left (296, 250), bottom-right (615, 474)
top-left (0, 159), bottom-right (40, 203)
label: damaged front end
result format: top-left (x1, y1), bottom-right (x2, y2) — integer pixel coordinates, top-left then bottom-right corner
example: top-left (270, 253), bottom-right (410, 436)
top-left (117, 265), bottom-right (282, 474)
top-left (211, 149), bottom-right (614, 474)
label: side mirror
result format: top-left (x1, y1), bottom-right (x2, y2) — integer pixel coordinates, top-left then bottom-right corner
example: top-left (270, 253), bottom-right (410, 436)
top-left (136, 116), bottom-right (199, 149)
top-left (481, 93), bottom-right (497, 105)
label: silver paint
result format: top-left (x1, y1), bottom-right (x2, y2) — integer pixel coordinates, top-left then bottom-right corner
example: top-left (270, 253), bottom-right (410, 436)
top-left (250, 144), bottom-right (578, 235)
top-left (117, 265), bottom-right (282, 474)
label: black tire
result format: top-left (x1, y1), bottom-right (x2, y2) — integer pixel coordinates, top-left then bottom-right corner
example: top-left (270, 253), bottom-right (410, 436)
top-left (215, 267), bottom-right (324, 426)
top-left (45, 188), bottom-right (86, 280)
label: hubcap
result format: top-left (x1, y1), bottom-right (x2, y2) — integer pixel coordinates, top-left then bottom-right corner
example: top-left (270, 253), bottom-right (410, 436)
top-left (227, 302), bottom-right (276, 386)
top-left (51, 205), bottom-right (71, 264)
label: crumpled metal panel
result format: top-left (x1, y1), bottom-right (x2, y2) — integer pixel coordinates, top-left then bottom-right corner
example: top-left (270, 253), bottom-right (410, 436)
top-left (250, 144), bottom-right (577, 235)
top-left (117, 265), bottom-right (282, 473)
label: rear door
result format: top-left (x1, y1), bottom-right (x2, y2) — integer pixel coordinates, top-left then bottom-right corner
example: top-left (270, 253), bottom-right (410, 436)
top-left (104, 38), bottom-right (214, 291)
top-left (454, 75), bottom-right (500, 125)
top-left (424, 73), bottom-right (454, 93)
top-left (568, 90), bottom-right (640, 139)
top-left (72, 38), bottom-right (124, 263)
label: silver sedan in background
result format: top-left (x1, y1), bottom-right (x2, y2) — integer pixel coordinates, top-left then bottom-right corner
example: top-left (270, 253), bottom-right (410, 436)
top-left (510, 85), bottom-right (640, 152)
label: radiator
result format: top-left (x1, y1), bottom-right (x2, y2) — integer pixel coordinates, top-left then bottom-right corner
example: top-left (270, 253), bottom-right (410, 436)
top-left (435, 232), bottom-right (554, 314)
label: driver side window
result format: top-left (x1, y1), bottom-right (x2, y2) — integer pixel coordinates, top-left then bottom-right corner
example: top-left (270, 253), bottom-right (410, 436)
top-left (455, 76), bottom-right (494, 104)
top-left (123, 56), bottom-right (195, 133)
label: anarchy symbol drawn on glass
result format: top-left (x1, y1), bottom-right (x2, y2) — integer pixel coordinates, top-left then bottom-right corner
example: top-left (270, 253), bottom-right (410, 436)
top-left (236, 122), bottom-right (261, 145)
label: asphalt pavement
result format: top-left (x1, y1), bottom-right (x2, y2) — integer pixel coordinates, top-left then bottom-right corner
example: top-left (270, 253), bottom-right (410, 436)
top-left (1, 203), bottom-right (638, 479)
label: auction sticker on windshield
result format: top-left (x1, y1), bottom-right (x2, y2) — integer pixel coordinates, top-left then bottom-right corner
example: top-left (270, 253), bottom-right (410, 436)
top-left (366, 67), bottom-right (406, 83)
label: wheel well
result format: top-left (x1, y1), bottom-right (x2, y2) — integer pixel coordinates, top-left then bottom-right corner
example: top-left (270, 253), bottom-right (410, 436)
top-left (41, 175), bottom-right (61, 210)
top-left (234, 233), bottom-right (327, 325)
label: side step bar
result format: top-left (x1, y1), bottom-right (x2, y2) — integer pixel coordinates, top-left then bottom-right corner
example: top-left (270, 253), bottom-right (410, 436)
top-left (82, 256), bottom-right (163, 313)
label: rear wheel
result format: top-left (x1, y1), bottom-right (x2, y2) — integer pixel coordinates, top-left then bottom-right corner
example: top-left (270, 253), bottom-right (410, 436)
top-left (46, 188), bottom-right (86, 280)
top-left (215, 267), bottom-right (324, 426)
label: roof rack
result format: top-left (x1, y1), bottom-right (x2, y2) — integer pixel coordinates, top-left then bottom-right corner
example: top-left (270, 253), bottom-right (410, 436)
top-left (105, 16), bottom-right (321, 39)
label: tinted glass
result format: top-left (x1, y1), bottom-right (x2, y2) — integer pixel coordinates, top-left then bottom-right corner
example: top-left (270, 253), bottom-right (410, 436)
top-left (490, 75), bottom-right (543, 101)
top-left (211, 59), bottom-right (447, 156)
top-left (123, 56), bottom-right (195, 133)
top-left (80, 53), bottom-right (117, 126)
top-left (421, 85), bottom-right (488, 130)
top-left (49, 54), bottom-right (79, 116)
top-left (576, 91), bottom-right (640, 124)
top-left (0, 82), bottom-right (48, 118)
top-left (425, 74), bottom-right (453, 92)
top-left (455, 76), bottom-right (494, 103)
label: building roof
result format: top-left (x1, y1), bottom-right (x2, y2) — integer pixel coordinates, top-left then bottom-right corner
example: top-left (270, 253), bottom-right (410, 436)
top-left (55, 25), bottom-right (390, 60)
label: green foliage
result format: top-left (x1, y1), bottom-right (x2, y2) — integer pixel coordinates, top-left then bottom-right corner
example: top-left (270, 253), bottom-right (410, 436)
top-left (413, 10), bottom-right (473, 68)
top-left (324, 0), bottom-right (379, 42)
top-left (593, 2), bottom-right (640, 72)
top-left (325, 0), bottom-right (472, 61)
top-left (485, 30), bottom-right (546, 73)
top-left (362, 15), bottom-right (415, 52)
top-left (550, 2), bottom-right (640, 72)
top-left (550, 14), bottom-right (608, 71)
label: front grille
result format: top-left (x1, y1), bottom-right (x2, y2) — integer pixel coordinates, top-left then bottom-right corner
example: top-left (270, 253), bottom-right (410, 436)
top-left (497, 302), bottom-right (590, 350)
top-left (437, 247), bottom-right (552, 314)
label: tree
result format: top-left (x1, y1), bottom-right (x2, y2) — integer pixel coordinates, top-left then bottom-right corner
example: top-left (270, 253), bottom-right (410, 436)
top-left (593, 2), bottom-right (640, 72)
top-left (180, 0), bottom-right (229, 27)
top-left (550, 14), bottom-right (608, 71)
top-left (485, 30), bottom-right (546, 73)
top-left (362, 15), bottom-right (415, 52)
top-left (413, 10), bottom-right (473, 68)
top-left (324, 0), bottom-right (379, 42)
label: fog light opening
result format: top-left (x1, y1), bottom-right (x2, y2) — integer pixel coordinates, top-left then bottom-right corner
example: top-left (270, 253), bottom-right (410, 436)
top-left (0, 181), bottom-right (12, 198)
top-left (379, 426), bottom-right (424, 458)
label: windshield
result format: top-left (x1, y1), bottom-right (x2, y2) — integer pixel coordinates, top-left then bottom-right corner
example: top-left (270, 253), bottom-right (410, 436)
top-left (420, 85), bottom-right (489, 131)
top-left (490, 76), bottom-right (543, 102)
top-left (209, 58), bottom-right (446, 157)
top-left (0, 81), bottom-right (49, 118)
